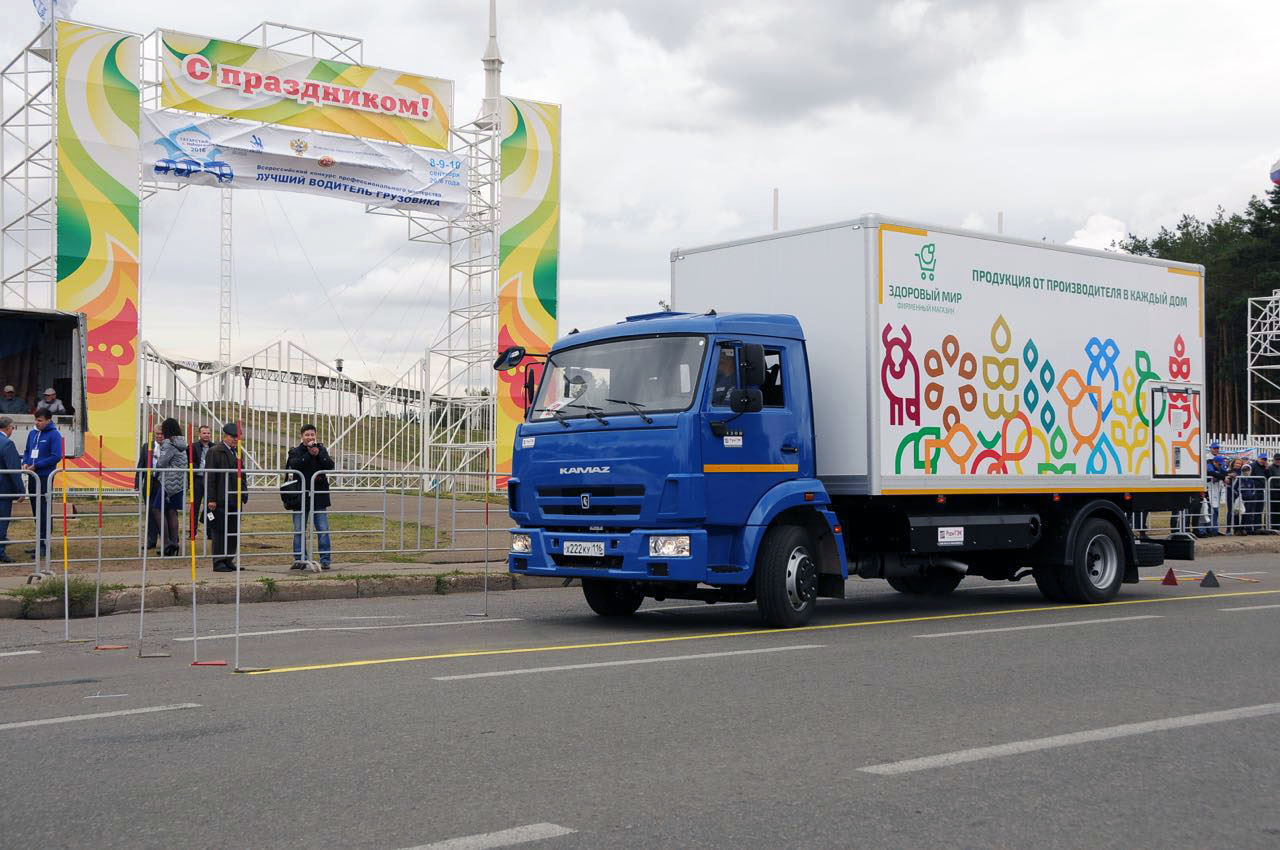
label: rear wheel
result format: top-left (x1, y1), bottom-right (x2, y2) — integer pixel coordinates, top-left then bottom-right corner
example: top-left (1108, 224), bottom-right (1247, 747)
top-left (755, 525), bottom-right (818, 627)
top-left (1059, 518), bottom-right (1125, 603)
top-left (886, 571), bottom-right (963, 596)
top-left (581, 579), bottom-right (644, 617)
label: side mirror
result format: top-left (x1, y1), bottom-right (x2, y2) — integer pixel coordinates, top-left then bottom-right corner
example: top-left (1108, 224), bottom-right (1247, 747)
top-left (740, 343), bottom-right (766, 387)
top-left (522, 366), bottom-right (537, 418)
top-left (493, 346), bottom-right (526, 371)
top-left (729, 388), bottom-right (764, 414)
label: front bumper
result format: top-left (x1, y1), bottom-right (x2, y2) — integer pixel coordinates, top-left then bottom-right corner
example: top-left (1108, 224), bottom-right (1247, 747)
top-left (507, 527), bottom-right (731, 584)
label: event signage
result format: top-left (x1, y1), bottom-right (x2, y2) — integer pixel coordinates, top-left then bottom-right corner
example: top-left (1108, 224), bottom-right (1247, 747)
top-left (160, 30), bottom-right (453, 149)
top-left (142, 110), bottom-right (467, 216)
top-left (496, 97), bottom-right (562, 485)
top-left (54, 21), bottom-right (140, 487)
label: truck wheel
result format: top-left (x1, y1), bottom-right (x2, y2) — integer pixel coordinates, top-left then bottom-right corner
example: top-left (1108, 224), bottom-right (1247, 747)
top-left (1060, 518), bottom-right (1124, 603)
top-left (755, 525), bottom-right (818, 627)
top-left (581, 579), bottom-right (644, 617)
top-left (886, 571), bottom-right (963, 596)
top-left (1032, 565), bottom-right (1069, 602)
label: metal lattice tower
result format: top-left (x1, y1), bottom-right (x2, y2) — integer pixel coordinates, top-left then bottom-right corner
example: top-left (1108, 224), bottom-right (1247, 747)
top-left (1247, 289), bottom-right (1280, 436)
top-left (0, 24), bottom-right (55, 309)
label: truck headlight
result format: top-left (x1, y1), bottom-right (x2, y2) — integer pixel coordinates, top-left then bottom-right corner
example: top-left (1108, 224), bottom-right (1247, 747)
top-left (649, 535), bottom-right (691, 557)
top-left (510, 533), bottom-right (532, 554)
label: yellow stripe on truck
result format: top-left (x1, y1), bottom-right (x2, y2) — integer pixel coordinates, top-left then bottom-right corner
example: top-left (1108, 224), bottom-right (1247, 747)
top-left (878, 223), bottom-right (929, 304)
top-left (703, 464), bottom-right (800, 473)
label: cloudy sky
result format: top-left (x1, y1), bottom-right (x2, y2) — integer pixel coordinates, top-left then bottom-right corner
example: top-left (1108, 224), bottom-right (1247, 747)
top-left (4, 0), bottom-right (1277, 384)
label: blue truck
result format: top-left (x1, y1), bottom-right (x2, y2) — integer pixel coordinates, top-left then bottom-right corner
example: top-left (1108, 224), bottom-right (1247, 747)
top-left (496, 216), bottom-right (1205, 626)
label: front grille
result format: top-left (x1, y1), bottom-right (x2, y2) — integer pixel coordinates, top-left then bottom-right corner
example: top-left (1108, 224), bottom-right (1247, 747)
top-left (550, 554), bottom-right (624, 569)
top-left (537, 484), bottom-right (644, 518)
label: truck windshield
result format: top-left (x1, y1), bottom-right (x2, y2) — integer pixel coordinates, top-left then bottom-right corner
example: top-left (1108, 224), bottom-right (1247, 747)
top-left (530, 335), bottom-right (708, 422)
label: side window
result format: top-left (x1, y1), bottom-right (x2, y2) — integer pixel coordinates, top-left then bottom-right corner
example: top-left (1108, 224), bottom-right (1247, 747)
top-left (711, 343), bottom-right (738, 407)
top-left (762, 349), bottom-right (785, 407)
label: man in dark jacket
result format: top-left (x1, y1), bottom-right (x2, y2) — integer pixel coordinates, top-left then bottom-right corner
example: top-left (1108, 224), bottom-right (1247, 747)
top-left (283, 423), bottom-right (334, 569)
top-left (191, 425), bottom-right (214, 533)
top-left (204, 423), bottom-right (247, 572)
top-left (0, 417), bottom-right (22, 562)
top-left (21, 411), bottom-right (62, 558)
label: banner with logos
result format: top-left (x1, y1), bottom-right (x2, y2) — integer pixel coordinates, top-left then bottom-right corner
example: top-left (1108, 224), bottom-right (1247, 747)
top-left (55, 21), bottom-right (140, 487)
top-left (496, 97), bottom-right (561, 485)
top-left (159, 30), bottom-right (452, 150)
top-left (142, 110), bottom-right (467, 215)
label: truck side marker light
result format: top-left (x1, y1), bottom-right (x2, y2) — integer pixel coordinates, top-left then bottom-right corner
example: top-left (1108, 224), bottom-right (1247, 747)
top-left (936, 495), bottom-right (946, 505)
top-left (1052, 493), bottom-right (1061, 502)
top-left (832, 526), bottom-right (842, 534)
top-left (1123, 493), bottom-right (1132, 501)
top-left (804, 492), bottom-right (814, 502)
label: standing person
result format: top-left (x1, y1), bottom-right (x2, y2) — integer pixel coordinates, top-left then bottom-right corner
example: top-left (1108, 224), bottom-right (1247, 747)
top-left (35, 388), bottom-right (66, 417)
top-left (0, 386), bottom-right (27, 414)
top-left (0, 417), bottom-right (21, 563)
top-left (1239, 460), bottom-right (1262, 535)
top-left (191, 425), bottom-right (214, 533)
top-left (20, 410), bottom-right (62, 558)
top-left (1225, 458), bottom-right (1245, 534)
top-left (154, 418), bottom-right (189, 557)
top-left (134, 424), bottom-right (163, 553)
top-left (204, 423), bottom-right (247, 572)
top-left (283, 424), bottom-right (334, 570)
top-left (1204, 441), bottom-right (1227, 537)
top-left (1269, 454), bottom-right (1280, 532)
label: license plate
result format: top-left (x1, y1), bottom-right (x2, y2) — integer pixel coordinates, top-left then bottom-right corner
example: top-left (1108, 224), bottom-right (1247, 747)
top-left (563, 541), bottom-right (605, 557)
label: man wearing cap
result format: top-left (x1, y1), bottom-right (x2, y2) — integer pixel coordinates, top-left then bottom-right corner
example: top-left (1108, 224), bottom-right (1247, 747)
top-left (204, 423), bottom-right (248, 572)
top-left (0, 386), bottom-right (27, 415)
top-left (35, 388), bottom-right (66, 417)
top-left (1204, 441), bottom-right (1227, 537)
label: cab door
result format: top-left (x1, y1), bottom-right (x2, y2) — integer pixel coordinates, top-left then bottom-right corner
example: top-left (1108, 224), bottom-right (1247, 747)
top-left (700, 339), bottom-right (804, 526)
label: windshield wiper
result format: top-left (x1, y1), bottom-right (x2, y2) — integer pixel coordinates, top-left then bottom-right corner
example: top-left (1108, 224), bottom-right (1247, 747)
top-left (566, 402), bottom-right (609, 425)
top-left (531, 406), bottom-right (571, 428)
top-left (605, 398), bottom-right (654, 424)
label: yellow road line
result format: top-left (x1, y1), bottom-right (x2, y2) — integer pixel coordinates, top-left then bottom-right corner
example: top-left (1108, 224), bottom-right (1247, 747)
top-left (246, 588), bottom-right (1280, 676)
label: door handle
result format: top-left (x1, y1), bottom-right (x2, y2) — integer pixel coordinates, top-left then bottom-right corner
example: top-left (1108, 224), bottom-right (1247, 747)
top-left (781, 444), bottom-right (799, 454)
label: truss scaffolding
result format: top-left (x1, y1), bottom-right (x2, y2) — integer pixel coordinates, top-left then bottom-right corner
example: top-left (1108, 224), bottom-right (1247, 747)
top-left (1247, 289), bottom-right (1280, 436)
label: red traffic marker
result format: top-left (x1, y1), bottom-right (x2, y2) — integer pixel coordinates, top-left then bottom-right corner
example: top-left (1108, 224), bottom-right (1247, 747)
top-left (93, 644), bottom-right (129, 651)
top-left (1161, 568), bottom-right (1179, 586)
top-left (1199, 570), bottom-right (1220, 588)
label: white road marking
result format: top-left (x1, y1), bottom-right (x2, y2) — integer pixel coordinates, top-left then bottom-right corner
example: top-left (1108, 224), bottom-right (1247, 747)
top-left (176, 618), bottom-right (522, 642)
top-left (1219, 604), bottom-right (1280, 612)
top-left (83, 693), bottom-right (129, 700)
top-left (0, 703), bottom-right (201, 732)
top-left (915, 615), bottom-right (1161, 638)
top-left (0, 650), bottom-right (40, 657)
top-left (434, 644), bottom-right (823, 681)
top-left (400, 823), bottom-right (576, 850)
top-left (859, 702), bottom-right (1280, 775)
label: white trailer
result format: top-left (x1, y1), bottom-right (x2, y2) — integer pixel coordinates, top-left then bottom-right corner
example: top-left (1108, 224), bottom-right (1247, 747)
top-left (672, 214), bottom-right (1205, 500)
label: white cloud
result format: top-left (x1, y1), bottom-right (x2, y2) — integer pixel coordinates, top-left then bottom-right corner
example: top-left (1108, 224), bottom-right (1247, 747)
top-left (1066, 213), bottom-right (1127, 251)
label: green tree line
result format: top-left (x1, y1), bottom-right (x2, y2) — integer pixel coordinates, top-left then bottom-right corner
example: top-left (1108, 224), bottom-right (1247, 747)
top-left (1118, 184), bottom-right (1280, 434)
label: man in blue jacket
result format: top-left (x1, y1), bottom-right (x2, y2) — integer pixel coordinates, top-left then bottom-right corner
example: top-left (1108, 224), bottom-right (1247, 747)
top-left (0, 416), bottom-right (21, 563)
top-left (1204, 441), bottom-right (1228, 537)
top-left (21, 411), bottom-right (62, 558)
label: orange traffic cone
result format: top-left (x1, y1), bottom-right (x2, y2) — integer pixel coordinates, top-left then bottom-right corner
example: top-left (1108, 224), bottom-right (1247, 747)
top-left (1161, 568), bottom-right (1179, 586)
top-left (1200, 570), bottom-right (1220, 588)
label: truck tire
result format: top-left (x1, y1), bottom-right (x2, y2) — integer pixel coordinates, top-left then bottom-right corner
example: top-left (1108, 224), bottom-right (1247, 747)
top-left (886, 571), bottom-right (963, 596)
top-left (1032, 565), bottom-right (1069, 602)
top-left (755, 525), bottom-right (818, 627)
top-left (581, 579), bottom-right (644, 617)
top-left (1059, 518), bottom-right (1125, 603)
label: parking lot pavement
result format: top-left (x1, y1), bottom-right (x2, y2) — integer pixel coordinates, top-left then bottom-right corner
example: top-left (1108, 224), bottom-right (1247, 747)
top-left (0, 552), bottom-right (1276, 848)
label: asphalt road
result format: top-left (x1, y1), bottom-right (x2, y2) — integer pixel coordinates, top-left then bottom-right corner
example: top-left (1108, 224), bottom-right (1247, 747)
top-left (1, 553), bottom-right (1277, 849)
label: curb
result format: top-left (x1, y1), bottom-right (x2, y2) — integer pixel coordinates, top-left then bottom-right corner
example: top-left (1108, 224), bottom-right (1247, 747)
top-left (3, 571), bottom-right (564, 620)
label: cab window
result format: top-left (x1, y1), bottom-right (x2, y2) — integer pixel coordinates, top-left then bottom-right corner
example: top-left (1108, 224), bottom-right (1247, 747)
top-left (711, 343), bottom-right (738, 407)
top-left (762, 349), bottom-right (785, 407)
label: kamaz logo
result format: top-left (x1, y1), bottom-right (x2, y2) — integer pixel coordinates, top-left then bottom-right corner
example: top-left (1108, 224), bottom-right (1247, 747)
top-left (559, 466), bottom-right (610, 474)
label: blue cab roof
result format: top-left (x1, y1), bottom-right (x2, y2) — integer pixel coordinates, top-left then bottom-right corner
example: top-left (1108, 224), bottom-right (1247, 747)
top-left (551, 311), bottom-right (804, 351)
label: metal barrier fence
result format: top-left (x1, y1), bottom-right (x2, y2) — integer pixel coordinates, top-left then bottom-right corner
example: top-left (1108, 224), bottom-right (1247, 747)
top-left (1, 469), bottom-right (42, 575)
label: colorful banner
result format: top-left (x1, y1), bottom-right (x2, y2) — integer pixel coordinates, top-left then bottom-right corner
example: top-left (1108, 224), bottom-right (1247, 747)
top-left (142, 110), bottom-right (467, 216)
top-left (55, 21), bottom-right (140, 487)
top-left (877, 225), bottom-right (1203, 484)
top-left (496, 98), bottom-right (561, 484)
top-left (160, 31), bottom-right (452, 150)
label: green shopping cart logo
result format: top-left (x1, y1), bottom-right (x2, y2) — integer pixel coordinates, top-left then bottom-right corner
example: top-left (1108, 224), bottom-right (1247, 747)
top-left (915, 243), bottom-right (937, 281)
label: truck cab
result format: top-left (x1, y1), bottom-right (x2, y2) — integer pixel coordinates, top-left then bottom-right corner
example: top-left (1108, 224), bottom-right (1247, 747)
top-left (503, 311), bottom-right (846, 626)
